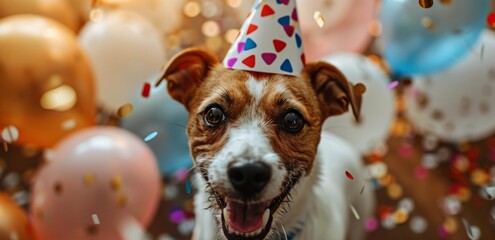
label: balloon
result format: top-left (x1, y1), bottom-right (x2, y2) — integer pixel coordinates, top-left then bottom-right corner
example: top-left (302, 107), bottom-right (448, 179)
top-left (79, 10), bottom-right (166, 110)
top-left (0, 193), bottom-right (37, 240)
top-left (0, 0), bottom-right (82, 32)
top-left (122, 79), bottom-right (193, 176)
top-left (299, 0), bottom-right (376, 61)
top-left (30, 127), bottom-right (161, 240)
top-left (0, 15), bottom-right (97, 148)
top-left (99, 0), bottom-right (184, 34)
top-left (405, 30), bottom-right (495, 142)
top-left (380, 0), bottom-right (489, 76)
top-left (322, 53), bottom-right (396, 154)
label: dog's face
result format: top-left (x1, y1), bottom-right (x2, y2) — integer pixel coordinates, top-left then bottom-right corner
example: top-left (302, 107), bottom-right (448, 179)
top-left (158, 49), bottom-right (364, 240)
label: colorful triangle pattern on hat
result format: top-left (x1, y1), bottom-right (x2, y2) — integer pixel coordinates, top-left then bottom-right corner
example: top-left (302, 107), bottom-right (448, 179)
top-left (223, 0), bottom-right (305, 76)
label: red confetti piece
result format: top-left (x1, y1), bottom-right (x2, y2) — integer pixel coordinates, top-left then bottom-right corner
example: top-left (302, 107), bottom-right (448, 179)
top-left (345, 171), bottom-right (354, 180)
top-left (488, 12), bottom-right (495, 27)
top-left (141, 82), bottom-right (151, 98)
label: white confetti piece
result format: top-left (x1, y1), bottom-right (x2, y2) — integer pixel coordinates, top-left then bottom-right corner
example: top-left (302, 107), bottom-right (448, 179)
top-left (178, 219), bottom-right (195, 235)
top-left (92, 214), bottom-right (100, 225)
top-left (482, 186), bottom-right (495, 200)
top-left (350, 205), bottom-right (360, 220)
top-left (313, 11), bottom-right (325, 28)
top-left (410, 216), bottom-right (427, 234)
top-left (398, 198), bottom-right (415, 213)
top-left (1, 126), bottom-right (19, 143)
top-left (144, 131), bottom-right (158, 142)
top-left (2, 172), bottom-right (20, 190)
top-left (121, 217), bottom-right (151, 240)
top-left (61, 119), bottom-right (76, 130)
top-left (462, 219), bottom-right (481, 240)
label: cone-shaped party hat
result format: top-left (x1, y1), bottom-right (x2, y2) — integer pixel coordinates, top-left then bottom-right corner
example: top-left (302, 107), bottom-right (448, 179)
top-left (223, 0), bottom-right (305, 76)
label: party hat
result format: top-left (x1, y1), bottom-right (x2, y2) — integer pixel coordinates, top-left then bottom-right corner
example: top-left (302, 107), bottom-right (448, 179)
top-left (223, 0), bottom-right (305, 76)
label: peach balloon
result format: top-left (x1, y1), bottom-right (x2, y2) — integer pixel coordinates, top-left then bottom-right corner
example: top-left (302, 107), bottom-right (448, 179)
top-left (30, 127), bottom-right (161, 240)
top-left (0, 15), bottom-right (96, 148)
top-left (0, 0), bottom-right (82, 32)
top-left (0, 193), bottom-right (37, 240)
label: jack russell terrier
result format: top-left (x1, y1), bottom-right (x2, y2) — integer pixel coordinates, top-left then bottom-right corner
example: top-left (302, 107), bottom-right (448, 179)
top-left (157, 49), bottom-right (375, 240)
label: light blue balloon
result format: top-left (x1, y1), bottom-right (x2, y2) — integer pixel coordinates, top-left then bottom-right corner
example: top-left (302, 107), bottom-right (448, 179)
top-left (381, 0), bottom-right (489, 76)
top-left (122, 78), bottom-right (192, 176)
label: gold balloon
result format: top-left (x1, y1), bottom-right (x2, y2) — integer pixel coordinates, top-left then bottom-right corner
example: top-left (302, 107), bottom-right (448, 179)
top-left (0, 193), bottom-right (37, 240)
top-left (0, 0), bottom-right (82, 32)
top-left (0, 15), bottom-right (96, 148)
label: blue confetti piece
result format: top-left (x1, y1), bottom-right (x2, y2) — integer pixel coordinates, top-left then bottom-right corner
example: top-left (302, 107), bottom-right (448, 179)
top-left (144, 131), bottom-right (158, 142)
top-left (185, 180), bottom-right (192, 194)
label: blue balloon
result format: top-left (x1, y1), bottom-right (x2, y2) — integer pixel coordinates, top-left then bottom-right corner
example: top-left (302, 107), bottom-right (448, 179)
top-left (122, 78), bottom-right (192, 176)
top-left (380, 0), bottom-right (489, 76)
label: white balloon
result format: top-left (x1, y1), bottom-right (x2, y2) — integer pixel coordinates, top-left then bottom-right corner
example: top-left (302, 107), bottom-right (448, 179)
top-left (101, 0), bottom-right (184, 34)
top-left (405, 30), bottom-right (495, 142)
top-left (79, 10), bottom-right (166, 109)
top-left (322, 53), bottom-right (396, 154)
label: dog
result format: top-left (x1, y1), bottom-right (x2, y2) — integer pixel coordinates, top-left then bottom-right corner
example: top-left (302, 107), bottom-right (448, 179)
top-left (157, 48), bottom-right (375, 240)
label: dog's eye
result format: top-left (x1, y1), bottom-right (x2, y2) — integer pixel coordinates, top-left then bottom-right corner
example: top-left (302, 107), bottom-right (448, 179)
top-left (282, 110), bottom-right (304, 133)
top-left (204, 105), bottom-right (225, 127)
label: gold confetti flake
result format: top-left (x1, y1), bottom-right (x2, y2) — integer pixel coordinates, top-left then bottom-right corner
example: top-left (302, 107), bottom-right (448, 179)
top-left (394, 208), bottom-right (409, 224)
top-left (84, 173), bottom-right (95, 186)
top-left (110, 175), bottom-right (123, 191)
top-left (313, 11), bottom-right (325, 28)
top-left (421, 17), bottom-right (435, 30)
top-left (116, 103), bottom-right (133, 118)
top-left (419, 0), bottom-right (434, 9)
top-left (117, 194), bottom-right (127, 207)
top-left (387, 182), bottom-right (403, 200)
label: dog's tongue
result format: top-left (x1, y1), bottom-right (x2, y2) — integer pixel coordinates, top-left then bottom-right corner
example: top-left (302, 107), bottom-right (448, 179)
top-left (226, 200), bottom-right (267, 233)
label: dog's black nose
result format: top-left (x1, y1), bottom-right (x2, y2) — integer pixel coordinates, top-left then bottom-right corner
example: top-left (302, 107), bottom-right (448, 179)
top-left (228, 162), bottom-right (271, 194)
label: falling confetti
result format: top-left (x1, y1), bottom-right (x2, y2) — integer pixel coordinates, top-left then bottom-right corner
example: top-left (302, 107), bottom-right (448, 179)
top-left (144, 131), bottom-right (158, 142)
top-left (185, 180), bottom-right (192, 195)
top-left (360, 185), bottom-right (365, 195)
top-left (462, 219), bottom-right (481, 240)
top-left (313, 11), bottom-right (325, 28)
top-left (418, 0), bottom-right (434, 9)
top-left (350, 205), bottom-right (360, 220)
top-left (483, 186), bottom-right (495, 200)
top-left (487, 12), bottom-right (495, 28)
top-left (92, 214), bottom-right (100, 225)
top-left (387, 81), bottom-right (399, 90)
top-left (345, 171), bottom-right (354, 180)
top-left (117, 103), bottom-right (134, 118)
top-left (410, 216), bottom-right (428, 234)
top-left (1, 125), bottom-right (19, 143)
top-left (142, 82), bottom-right (151, 98)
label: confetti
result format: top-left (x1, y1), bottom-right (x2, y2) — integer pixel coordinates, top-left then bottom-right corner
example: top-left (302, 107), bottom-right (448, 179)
top-left (61, 119), bottom-right (76, 130)
top-left (164, 185), bottom-right (179, 200)
top-left (443, 195), bottom-right (462, 215)
top-left (185, 180), bottom-right (192, 195)
top-left (398, 198), bottom-right (415, 213)
top-left (141, 82), bottom-right (151, 98)
top-left (365, 217), bottom-right (379, 232)
top-left (2, 172), bottom-right (20, 190)
top-left (12, 191), bottom-right (29, 206)
top-left (313, 11), bottom-right (325, 28)
top-left (410, 216), bottom-right (427, 234)
top-left (345, 171), bottom-right (354, 180)
top-left (461, 219), bottom-right (481, 240)
top-left (178, 219), bottom-right (195, 235)
top-left (144, 131), bottom-right (158, 142)
top-left (421, 17), bottom-right (435, 30)
top-left (92, 214), bottom-right (100, 225)
top-left (418, 0), bottom-right (434, 9)
top-left (1, 125), bottom-right (19, 143)
top-left (482, 186), bottom-right (495, 200)
top-left (360, 185), bottom-right (365, 195)
top-left (488, 12), bottom-right (495, 28)
top-left (350, 205), bottom-right (360, 220)
top-left (387, 81), bottom-right (399, 90)
top-left (117, 103), bottom-right (133, 118)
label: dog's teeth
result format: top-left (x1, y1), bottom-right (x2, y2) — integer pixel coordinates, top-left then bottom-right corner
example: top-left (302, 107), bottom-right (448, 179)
top-left (223, 208), bottom-right (228, 219)
top-left (262, 208), bottom-right (270, 227)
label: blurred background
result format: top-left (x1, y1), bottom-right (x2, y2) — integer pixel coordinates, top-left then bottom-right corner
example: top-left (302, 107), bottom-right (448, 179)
top-left (1, 0), bottom-right (495, 239)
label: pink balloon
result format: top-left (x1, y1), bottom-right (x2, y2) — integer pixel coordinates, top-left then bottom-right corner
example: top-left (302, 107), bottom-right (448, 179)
top-left (299, 0), bottom-right (377, 61)
top-left (30, 127), bottom-right (161, 240)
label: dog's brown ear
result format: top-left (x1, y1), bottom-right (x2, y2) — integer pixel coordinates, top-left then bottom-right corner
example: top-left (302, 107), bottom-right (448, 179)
top-left (156, 48), bottom-right (219, 109)
top-left (302, 62), bottom-right (366, 122)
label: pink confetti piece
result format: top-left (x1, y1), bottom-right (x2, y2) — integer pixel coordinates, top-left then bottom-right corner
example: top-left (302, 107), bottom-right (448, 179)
top-left (346, 171), bottom-right (354, 180)
top-left (387, 81), bottom-right (399, 90)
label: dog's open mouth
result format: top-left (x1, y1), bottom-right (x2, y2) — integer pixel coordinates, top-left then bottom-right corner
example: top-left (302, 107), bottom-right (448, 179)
top-left (214, 193), bottom-right (286, 240)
